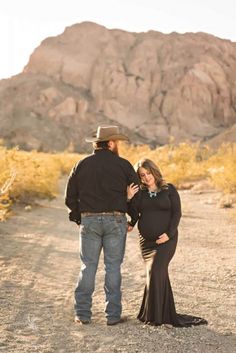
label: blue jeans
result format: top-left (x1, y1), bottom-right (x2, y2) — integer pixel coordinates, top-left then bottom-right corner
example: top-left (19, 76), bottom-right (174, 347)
top-left (75, 214), bottom-right (127, 321)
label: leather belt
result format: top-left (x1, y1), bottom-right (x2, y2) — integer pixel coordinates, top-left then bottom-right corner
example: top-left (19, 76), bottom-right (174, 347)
top-left (81, 211), bottom-right (125, 217)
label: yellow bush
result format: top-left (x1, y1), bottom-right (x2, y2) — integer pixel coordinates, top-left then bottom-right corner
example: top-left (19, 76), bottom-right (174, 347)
top-left (0, 192), bottom-right (12, 221)
top-left (119, 142), bottom-right (211, 187)
top-left (52, 152), bottom-right (86, 175)
top-left (0, 142), bottom-right (235, 223)
top-left (0, 149), bottom-right (15, 220)
top-left (6, 149), bottom-right (60, 201)
top-left (206, 144), bottom-right (236, 193)
top-left (0, 146), bottom-right (84, 212)
top-left (119, 143), bottom-right (152, 165)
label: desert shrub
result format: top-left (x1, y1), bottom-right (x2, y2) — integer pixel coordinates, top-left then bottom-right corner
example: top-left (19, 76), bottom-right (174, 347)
top-left (0, 147), bottom-right (16, 220)
top-left (0, 174), bottom-right (15, 221)
top-left (0, 147), bottom-right (60, 202)
top-left (52, 152), bottom-right (86, 175)
top-left (119, 143), bottom-right (152, 165)
top-left (0, 142), bottom-right (235, 222)
top-left (0, 146), bottom-right (84, 214)
top-left (118, 142), bottom-right (235, 191)
top-left (119, 142), bottom-right (211, 187)
top-left (206, 144), bottom-right (236, 193)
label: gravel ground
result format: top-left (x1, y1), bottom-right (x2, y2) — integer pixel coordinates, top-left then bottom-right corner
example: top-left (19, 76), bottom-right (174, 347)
top-left (0, 180), bottom-right (235, 353)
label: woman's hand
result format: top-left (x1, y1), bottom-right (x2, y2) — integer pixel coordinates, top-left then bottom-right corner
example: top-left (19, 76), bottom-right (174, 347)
top-left (127, 183), bottom-right (139, 201)
top-left (127, 224), bottom-right (133, 232)
top-left (156, 233), bottom-right (169, 245)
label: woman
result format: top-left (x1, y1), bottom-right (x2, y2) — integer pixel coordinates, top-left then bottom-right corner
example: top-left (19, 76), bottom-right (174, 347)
top-left (127, 158), bottom-right (207, 327)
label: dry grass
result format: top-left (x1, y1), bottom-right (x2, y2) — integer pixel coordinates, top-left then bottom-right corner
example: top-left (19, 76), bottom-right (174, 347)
top-left (0, 142), bottom-right (235, 221)
top-left (0, 147), bottom-right (84, 220)
top-left (206, 143), bottom-right (236, 193)
top-left (120, 141), bottom-right (211, 186)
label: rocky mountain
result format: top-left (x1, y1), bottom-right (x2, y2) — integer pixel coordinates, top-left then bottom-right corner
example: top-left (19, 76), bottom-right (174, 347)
top-left (0, 21), bottom-right (236, 152)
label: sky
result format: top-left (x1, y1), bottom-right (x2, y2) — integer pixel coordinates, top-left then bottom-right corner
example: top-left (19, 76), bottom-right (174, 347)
top-left (0, 0), bottom-right (235, 80)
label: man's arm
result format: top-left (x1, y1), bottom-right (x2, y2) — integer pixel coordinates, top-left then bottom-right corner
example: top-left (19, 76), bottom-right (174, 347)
top-left (126, 162), bottom-right (140, 228)
top-left (65, 164), bottom-right (81, 225)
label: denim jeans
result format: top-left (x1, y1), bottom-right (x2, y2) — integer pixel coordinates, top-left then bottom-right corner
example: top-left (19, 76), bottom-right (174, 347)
top-left (75, 214), bottom-right (127, 321)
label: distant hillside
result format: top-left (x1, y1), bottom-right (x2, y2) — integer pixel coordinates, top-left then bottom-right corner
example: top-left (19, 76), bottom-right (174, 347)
top-left (0, 21), bottom-right (236, 152)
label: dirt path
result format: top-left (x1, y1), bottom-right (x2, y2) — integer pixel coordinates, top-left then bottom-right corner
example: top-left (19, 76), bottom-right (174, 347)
top-left (0, 180), bottom-right (235, 353)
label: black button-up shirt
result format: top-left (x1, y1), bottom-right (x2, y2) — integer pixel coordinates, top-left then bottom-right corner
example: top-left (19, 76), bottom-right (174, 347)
top-left (65, 149), bottom-right (139, 224)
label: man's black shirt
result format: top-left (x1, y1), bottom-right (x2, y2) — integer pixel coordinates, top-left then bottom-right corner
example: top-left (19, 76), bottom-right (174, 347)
top-left (65, 149), bottom-right (139, 224)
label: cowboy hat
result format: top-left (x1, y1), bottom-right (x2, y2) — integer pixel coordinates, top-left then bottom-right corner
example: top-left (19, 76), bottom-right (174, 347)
top-left (85, 125), bottom-right (129, 142)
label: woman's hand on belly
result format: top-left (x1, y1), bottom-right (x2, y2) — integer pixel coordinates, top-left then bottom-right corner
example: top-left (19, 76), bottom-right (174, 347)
top-left (156, 233), bottom-right (169, 245)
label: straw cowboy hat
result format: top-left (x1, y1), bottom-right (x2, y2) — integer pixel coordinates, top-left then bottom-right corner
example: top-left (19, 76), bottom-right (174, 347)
top-left (85, 125), bottom-right (129, 142)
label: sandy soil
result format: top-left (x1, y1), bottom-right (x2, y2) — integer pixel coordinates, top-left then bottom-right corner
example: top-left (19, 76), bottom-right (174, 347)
top-left (0, 179), bottom-right (236, 353)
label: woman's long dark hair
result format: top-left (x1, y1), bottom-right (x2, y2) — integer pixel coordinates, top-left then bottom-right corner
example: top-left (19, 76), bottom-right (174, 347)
top-left (134, 158), bottom-right (168, 190)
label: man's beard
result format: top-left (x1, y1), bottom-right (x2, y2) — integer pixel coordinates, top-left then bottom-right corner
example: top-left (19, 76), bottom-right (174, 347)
top-left (111, 144), bottom-right (119, 156)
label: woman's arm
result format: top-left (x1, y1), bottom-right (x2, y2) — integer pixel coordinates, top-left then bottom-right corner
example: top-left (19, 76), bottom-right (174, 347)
top-left (166, 183), bottom-right (182, 238)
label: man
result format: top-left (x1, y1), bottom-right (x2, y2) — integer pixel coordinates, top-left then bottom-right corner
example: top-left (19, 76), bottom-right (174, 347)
top-left (65, 125), bottom-right (139, 326)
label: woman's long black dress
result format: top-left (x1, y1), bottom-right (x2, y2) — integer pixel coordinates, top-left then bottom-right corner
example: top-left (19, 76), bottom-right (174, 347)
top-left (129, 183), bottom-right (207, 327)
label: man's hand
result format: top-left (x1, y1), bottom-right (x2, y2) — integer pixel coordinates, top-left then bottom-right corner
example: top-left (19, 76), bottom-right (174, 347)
top-left (156, 233), bottom-right (169, 245)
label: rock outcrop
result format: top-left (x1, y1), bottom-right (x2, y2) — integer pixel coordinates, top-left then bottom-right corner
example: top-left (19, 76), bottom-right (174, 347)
top-left (0, 21), bottom-right (236, 151)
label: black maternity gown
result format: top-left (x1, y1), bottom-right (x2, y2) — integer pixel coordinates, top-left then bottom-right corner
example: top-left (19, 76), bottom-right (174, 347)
top-left (129, 183), bottom-right (207, 327)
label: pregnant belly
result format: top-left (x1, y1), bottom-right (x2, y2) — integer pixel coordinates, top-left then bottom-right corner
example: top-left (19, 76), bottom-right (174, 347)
top-left (138, 212), bottom-right (170, 240)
